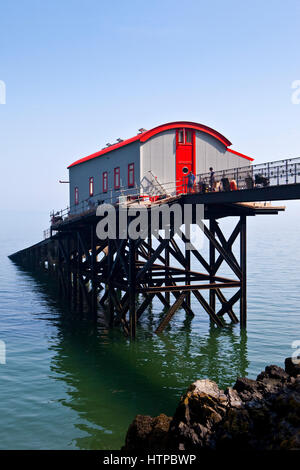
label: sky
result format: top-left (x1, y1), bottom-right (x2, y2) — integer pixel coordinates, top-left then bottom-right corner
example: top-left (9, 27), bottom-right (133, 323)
top-left (1, 0), bottom-right (300, 235)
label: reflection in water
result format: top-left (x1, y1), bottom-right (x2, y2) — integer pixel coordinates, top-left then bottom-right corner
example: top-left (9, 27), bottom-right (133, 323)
top-left (12, 265), bottom-right (249, 450)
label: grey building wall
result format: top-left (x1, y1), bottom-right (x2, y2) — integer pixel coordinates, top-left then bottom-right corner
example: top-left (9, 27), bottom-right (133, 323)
top-left (69, 140), bottom-right (140, 213)
top-left (140, 130), bottom-right (176, 195)
top-left (195, 131), bottom-right (249, 174)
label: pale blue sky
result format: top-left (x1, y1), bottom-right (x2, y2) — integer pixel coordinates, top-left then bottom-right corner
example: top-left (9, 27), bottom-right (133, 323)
top-left (1, 0), bottom-right (300, 226)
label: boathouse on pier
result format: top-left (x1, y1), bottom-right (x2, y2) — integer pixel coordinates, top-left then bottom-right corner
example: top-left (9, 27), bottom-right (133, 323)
top-left (67, 121), bottom-right (254, 211)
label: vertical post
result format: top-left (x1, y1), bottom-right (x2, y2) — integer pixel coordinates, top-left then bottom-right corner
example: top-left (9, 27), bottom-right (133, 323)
top-left (91, 224), bottom-right (98, 319)
top-left (66, 235), bottom-right (72, 301)
top-left (77, 232), bottom-right (83, 312)
top-left (107, 238), bottom-right (114, 326)
top-left (128, 238), bottom-right (137, 339)
top-left (240, 215), bottom-right (247, 328)
top-left (185, 239), bottom-right (191, 308)
top-left (209, 218), bottom-right (216, 314)
top-left (148, 222), bottom-right (152, 284)
top-left (70, 236), bottom-right (77, 309)
top-left (165, 241), bottom-right (170, 305)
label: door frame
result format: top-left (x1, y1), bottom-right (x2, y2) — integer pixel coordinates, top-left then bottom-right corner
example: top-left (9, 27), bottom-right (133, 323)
top-left (175, 128), bottom-right (196, 191)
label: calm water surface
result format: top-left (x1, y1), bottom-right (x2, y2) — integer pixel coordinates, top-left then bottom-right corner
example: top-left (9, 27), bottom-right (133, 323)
top-left (0, 205), bottom-right (300, 449)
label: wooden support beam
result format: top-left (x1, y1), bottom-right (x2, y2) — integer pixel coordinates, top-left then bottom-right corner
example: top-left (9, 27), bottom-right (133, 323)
top-left (136, 237), bottom-right (170, 282)
top-left (181, 232), bottom-right (211, 273)
top-left (165, 241), bottom-right (170, 305)
top-left (215, 288), bottom-right (239, 323)
top-left (209, 218), bottom-right (216, 314)
top-left (216, 290), bottom-right (241, 317)
top-left (185, 239), bottom-right (191, 308)
top-left (212, 220), bottom-right (241, 274)
top-left (192, 290), bottom-right (224, 327)
top-left (90, 224), bottom-right (98, 317)
top-left (204, 224), bottom-right (242, 280)
top-left (137, 293), bottom-right (156, 320)
top-left (212, 219), bottom-right (240, 270)
top-left (155, 292), bottom-right (186, 334)
top-left (108, 239), bottom-right (128, 281)
top-left (113, 292), bottom-right (130, 325)
top-left (141, 281), bottom-right (240, 293)
top-left (77, 232), bottom-right (83, 311)
top-left (128, 238), bottom-right (137, 339)
top-left (240, 215), bottom-right (247, 328)
top-left (107, 239), bottom-right (114, 326)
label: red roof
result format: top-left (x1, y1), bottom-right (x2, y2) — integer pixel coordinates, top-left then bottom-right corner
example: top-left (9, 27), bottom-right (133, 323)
top-left (67, 121), bottom-right (253, 168)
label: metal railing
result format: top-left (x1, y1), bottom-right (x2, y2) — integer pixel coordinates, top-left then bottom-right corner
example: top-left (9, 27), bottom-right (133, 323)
top-left (46, 178), bottom-right (182, 236)
top-left (44, 156), bottom-right (300, 238)
top-left (197, 157), bottom-right (300, 190)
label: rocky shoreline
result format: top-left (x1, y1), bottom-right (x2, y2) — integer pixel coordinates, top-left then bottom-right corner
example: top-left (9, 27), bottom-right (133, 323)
top-left (123, 358), bottom-right (300, 451)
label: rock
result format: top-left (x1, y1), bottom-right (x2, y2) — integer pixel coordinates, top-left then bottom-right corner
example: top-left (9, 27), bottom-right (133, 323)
top-left (226, 387), bottom-right (243, 408)
top-left (123, 358), bottom-right (300, 451)
top-left (233, 377), bottom-right (263, 401)
top-left (285, 357), bottom-right (300, 377)
top-left (257, 364), bottom-right (289, 382)
top-left (123, 414), bottom-right (172, 450)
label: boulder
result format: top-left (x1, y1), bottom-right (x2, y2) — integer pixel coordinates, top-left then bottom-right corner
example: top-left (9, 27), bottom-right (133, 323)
top-left (123, 358), bottom-right (300, 451)
top-left (123, 414), bottom-right (171, 451)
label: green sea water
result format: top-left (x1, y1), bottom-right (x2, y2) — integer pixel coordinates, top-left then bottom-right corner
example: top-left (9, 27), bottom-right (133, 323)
top-left (0, 204), bottom-right (300, 449)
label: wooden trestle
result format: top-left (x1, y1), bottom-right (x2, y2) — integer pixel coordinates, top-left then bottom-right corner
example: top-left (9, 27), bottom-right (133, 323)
top-left (8, 200), bottom-right (284, 338)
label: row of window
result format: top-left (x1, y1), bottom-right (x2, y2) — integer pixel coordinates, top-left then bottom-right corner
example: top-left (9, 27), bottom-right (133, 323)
top-left (74, 163), bottom-right (135, 205)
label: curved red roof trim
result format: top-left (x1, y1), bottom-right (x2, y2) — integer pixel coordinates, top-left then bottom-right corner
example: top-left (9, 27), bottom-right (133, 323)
top-left (227, 148), bottom-right (254, 162)
top-left (67, 121), bottom-right (234, 169)
top-left (139, 121), bottom-right (232, 147)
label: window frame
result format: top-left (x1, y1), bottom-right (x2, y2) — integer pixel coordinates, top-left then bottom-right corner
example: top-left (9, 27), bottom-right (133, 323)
top-left (74, 186), bottom-right (79, 205)
top-left (176, 128), bottom-right (193, 146)
top-left (114, 167), bottom-right (120, 189)
top-left (89, 176), bottom-right (94, 197)
top-left (128, 163), bottom-right (135, 188)
top-left (102, 171), bottom-right (108, 193)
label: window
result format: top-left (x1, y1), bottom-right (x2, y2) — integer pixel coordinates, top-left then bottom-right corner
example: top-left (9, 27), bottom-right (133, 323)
top-left (103, 171), bottom-right (108, 193)
top-left (128, 163), bottom-right (134, 187)
top-left (114, 167), bottom-right (120, 189)
top-left (178, 129), bottom-right (184, 143)
top-left (185, 130), bottom-right (192, 143)
top-left (89, 177), bottom-right (94, 197)
top-left (75, 187), bottom-right (79, 205)
top-left (177, 129), bottom-right (193, 145)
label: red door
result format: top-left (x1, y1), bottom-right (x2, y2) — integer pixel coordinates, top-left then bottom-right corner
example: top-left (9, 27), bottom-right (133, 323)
top-left (176, 129), bottom-right (195, 193)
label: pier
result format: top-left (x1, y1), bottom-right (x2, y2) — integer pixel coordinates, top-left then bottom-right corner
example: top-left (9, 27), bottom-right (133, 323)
top-left (9, 156), bottom-right (300, 338)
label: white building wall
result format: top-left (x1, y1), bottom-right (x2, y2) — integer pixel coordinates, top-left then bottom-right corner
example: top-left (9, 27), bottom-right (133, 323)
top-left (195, 131), bottom-right (250, 174)
top-left (140, 130), bottom-right (176, 194)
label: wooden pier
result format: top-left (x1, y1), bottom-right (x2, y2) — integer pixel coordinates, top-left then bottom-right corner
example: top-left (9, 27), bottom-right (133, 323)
top-left (9, 191), bottom-right (286, 338)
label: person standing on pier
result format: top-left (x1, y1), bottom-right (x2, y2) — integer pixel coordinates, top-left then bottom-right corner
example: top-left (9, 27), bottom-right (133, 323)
top-left (187, 171), bottom-right (195, 193)
top-left (209, 167), bottom-right (215, 191)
